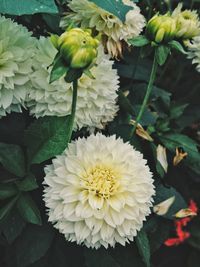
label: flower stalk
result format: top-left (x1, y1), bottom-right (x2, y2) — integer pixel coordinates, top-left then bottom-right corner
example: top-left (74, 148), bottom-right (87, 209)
top-left (66, 79), bottom-right (78, 144)
top-left (132, 52), bottom-right (158, 135)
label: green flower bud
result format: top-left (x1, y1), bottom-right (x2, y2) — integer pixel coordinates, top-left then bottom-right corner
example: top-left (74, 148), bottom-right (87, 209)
top-left (146, 14), bottom-right (177, 44)
top-left (58, 28), bottom-right (99, 69)
top-left (49, 34), bottom-right (59, 50)
top-left (172, 8), bottom-right (200, 39)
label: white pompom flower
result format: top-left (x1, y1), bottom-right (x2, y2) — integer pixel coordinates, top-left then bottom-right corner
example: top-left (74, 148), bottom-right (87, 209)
top-left (27, 37), bottom-right (119, 130)
top-left (43, 133), bottom-right (155, 249)
top-left (0, 16), bottom-right (36, 116)
top-left (187, 36), bottom-right (200, 72)
top-left (172, 3), bottom-right (200, 40)
top-left (61, 0), bottom-right (146, 58)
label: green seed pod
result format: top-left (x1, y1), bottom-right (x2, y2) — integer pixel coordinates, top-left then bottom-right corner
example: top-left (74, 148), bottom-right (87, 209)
top-left (146, 14), bottom-right (177, 44)
top-left (58, 28), bottom-right (99, 69)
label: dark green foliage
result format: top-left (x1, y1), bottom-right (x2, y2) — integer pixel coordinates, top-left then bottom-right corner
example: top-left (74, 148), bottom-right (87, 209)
top-left (0, 0), bottom-right (58, 15)
top-left (0, 0), bottom-right (199, 267)
top-left (24, 116), bottom-right (71, 164)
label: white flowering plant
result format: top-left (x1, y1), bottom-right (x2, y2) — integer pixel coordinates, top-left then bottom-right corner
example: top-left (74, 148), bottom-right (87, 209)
top-left (0, 0), bottom-right (200, 267)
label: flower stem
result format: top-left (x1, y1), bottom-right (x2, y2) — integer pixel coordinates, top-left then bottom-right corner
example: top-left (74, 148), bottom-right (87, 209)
top-left (131, 52), bottom-right (158, 135)
top-left (67, 79), bottom-right (78, 144)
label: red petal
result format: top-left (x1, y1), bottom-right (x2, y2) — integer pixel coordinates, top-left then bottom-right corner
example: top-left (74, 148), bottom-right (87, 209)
top-left (164, 238), bottom-right (182, 246)
top-left (180, 217), bottom-right (191, 226)
top-left (189, 199), bottom-right (198, 213)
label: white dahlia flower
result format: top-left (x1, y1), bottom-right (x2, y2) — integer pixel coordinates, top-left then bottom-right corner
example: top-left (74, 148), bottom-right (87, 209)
top-left (27, 37), bottom-right (119, 130)
top-left (172, 3), bottom-right (200, 40)
top-left (0, 16), bottom-right (36, 116)
top-left (43, 134), bottom-right (155, 249)
top-left (61, 0), bottom-right (145, 58)
top-left (187, 36), bottom-right (200, 72)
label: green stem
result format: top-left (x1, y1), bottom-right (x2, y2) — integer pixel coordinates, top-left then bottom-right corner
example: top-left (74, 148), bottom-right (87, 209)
top-left (67, 79), bottom-right (78, 143)
top-left (131, 51), bottom-right (158, 136)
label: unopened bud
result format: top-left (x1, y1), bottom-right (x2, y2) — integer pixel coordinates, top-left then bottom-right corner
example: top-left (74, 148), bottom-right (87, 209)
top-left (58, 28), bottom-right (99, 69)
top-left (146, 14), bottom-right (177, 43)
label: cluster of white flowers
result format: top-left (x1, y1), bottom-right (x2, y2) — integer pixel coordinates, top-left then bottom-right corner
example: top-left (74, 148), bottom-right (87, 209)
top-left (43, 133), bottom-right (155, 249)
top-left (0, 12), bottom-right (156, 250)
top-left (0, 16), bottom-right (36, 117)
top-left (61, 0), bottom-right (146, 58)
top-left (3, 1), bottom-right (200, 250)
top-left (0, 15), bottom-right (119, 129)
top-left (26, 38), bottom-right (119, 130)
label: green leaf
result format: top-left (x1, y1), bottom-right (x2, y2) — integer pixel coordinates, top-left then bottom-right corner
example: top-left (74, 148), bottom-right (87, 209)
top-left (15, 224), bottom-right (54, 267)
top-left (168, 40), bottom-right (186, 54)
top-left (0, 142), bottom-right (25, 177)
top-left (0, 195), bottom-right (19, 221)
top-left (128, 36), bottom-right (150, 47)
top-left (156, 161), bottom-right (165, 178)
top-left (134, 105), bottom-right (158, 126)
top-left (17, 174), bottom-right (38, 192)
top-left (160, 134), bottom-right (198, 152)
top-left (136, 229), bottom-right (151, 267)
top-left (84, 248), bottom-right (120, 267)
top-left (140, 45), bottom-right (153, 58)
top-left (155, 45), bottom-right (170, 66)
top-left (148, 217), bottom-right (171, 253)
top-left (159, 133), bottom-right (200, 175)
top-left (50, 55), bottom-right (68, 83)
top-left (116, 58), bottom-right (152, 81)
top-left (24, 116), bottom-right (71, 164)
top-left (0, 113), bottom-right (26, 146)
top-left (118, 90), bottom-right (135, 116)
top-left (88, 0), bottom-right (133, 22)
top-left (152, 86), bottom-right (171, 107)
top-left (1, 209), bottom-right (26, 244)
top-left (170, 103), bottom-right (189, 119)
top-left (17, 193), bottom-right (42, 225)
top-left (0, 184), bottom-right (18, 199)
top-left (154, 184), bottom-right (187, 219)
top-left (0, 0), bottom-right (58, 15)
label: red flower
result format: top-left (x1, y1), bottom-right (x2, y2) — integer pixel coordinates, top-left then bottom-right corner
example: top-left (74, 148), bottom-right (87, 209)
top-left (164, 199), bottom-right (198, 247)
top-left (165, 237), bottom-right (182, 246)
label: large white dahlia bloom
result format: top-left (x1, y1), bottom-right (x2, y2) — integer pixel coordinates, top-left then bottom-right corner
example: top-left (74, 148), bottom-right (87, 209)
top-left (27, 37), bottom-right (119, 129)
top-left (61, 0), bottom-right (145, 58)
top-left (187, 36), bottom-right (200, 72)
top-left (43, 134), bottom-right (155, 249)
top-left (0, 16), bottom-right (36, 116)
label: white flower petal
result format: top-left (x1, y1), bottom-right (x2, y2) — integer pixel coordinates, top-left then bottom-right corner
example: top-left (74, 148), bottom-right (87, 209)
top-left (27, 38), bottom-right (119, 130)
top-left (62, 0), bottom-right (145, 58)
top-left (0, 16), bottom-right (36, 116)
top-left (157, 144), bottom-right (168, 173)
top-left (153, 196), bottom-right (175, 216)
top-left (43, 134), bottom-right (155, 248)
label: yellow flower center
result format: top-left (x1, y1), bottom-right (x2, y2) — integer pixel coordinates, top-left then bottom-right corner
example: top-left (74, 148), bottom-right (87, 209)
top-left (181, 11), bottom-right (194, 21)
top-left (82, 165), bottom-right (120, 199)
